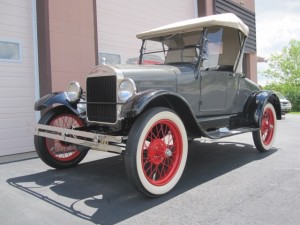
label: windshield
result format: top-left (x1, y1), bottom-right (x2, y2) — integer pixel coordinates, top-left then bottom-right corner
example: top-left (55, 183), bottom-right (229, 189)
top-left (139, 27), bottom-right (244, 71)
top-left (140, 31), bottom-right (202, 65)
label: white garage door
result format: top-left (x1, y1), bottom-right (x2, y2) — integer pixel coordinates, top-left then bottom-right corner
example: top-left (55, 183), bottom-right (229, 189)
top-left (96, 0), bottom-right (197, 64)
top-left (0, 0), bottom-right (39, 156)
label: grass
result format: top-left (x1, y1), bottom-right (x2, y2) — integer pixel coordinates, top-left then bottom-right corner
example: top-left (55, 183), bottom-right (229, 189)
top-left (290, 112), bottom-right (300, 114)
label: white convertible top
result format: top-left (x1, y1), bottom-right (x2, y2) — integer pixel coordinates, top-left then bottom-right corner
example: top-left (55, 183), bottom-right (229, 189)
top-left (136, 13), bottom-right (249, 40)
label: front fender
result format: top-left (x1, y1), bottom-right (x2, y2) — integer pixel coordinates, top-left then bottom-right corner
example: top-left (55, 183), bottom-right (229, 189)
top-left (121, 89), bottom-right (183, 118)
top-left (121, 89), bottom-right (205, 138)
top-left (34, 92), bottom-right (82, 117)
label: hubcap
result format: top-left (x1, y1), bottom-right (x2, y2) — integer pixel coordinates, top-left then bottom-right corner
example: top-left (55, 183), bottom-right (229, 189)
top-left (148, 140), bottom-right (174, 165)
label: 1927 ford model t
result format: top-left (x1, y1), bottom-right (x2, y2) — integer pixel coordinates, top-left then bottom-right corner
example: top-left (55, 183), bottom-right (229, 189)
top-left (34, 13), bottom-right (281, 197)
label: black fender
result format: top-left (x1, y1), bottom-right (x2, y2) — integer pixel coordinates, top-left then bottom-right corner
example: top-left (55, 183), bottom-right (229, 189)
top-left (121, 89), bottom-right (204, 137)
top-left (243, 90), bottom-right (281, 127)
top-left (34, 92), bottom-right (82, 117)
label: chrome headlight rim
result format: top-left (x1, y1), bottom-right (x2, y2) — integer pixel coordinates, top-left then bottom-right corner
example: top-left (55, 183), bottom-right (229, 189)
top-left (118, 78), bottom-right (136, 103)
top-left (67, 81), bottom-right (82, 103)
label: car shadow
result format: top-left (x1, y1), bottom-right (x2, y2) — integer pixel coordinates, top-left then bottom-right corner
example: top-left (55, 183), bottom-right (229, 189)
top-left (7, 140), bottom-right (277, 224)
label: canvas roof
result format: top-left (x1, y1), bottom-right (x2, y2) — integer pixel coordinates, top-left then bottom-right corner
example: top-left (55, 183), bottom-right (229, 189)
top-left (136, 13), bottom-right (249, 40)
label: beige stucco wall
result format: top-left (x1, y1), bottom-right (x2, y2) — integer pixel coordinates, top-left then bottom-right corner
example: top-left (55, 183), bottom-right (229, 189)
top-left (48, 0), bottom-right (97, 92)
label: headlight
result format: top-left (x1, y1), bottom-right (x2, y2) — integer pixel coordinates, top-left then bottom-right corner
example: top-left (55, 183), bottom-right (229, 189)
top-left (118, 79), bottom-right (136, 102)
top-left (67, 81), bottom-right (82, 103)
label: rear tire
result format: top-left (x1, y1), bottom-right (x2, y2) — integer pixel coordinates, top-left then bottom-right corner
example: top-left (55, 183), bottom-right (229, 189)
top-left (34, 106), bottom-right (89, 169)
top-left (252, 103), bottom-right (277, 152)
top-left (125, 107), bottom-right (188, 197)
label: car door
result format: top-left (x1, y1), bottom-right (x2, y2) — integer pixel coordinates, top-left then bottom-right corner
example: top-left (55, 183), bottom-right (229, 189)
top-left (199, 70), bottom-right (227, 115)
top-left (198, 26), bottom-right (242, 116)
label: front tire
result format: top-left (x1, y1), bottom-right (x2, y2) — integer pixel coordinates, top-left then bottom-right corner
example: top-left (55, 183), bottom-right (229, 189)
top-left (34, 106), bottom-right (89, 169)
top-left (252, 103), bottom-right (277, 152)
top-left (125, 108), bottom-right (188, 197)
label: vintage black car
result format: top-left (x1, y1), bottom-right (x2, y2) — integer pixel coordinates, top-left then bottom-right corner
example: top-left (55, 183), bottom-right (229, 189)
top-left (34, 13), bottom-right (281, 197)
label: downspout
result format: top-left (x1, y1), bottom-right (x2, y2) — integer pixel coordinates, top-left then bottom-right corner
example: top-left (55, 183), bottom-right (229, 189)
top-left (194, 0), bottom-right (199, 18)
top-left (32, 0), bottom-right (40, 121)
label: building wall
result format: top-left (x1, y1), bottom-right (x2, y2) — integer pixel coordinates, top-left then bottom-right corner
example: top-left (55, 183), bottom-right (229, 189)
top-left (0, 0), bottom-right (38, 156)
top-left (230, 0), bottom-right (255, 11)
top-left (37, 0), bottom-right (98, 93)
top-left (96, 0), bottom-right (196, 65)
top-left (198, 0), bottom-right (214, 16)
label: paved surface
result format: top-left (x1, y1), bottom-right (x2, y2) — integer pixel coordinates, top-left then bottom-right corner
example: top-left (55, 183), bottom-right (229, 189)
top-left (1, 114), bottom-right (300, 225)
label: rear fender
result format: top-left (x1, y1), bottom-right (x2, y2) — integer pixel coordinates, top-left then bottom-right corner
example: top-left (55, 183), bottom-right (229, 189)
top-left (34, 92), bottom-right (84, 117)
top-left (244, 91), bottom-right (281, 127)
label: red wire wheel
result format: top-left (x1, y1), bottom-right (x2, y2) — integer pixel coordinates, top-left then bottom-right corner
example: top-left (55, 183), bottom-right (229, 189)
top-left (253, 103), bottom-right (277, 152)
top-left (125, 108), bottom-right (188, 197)
top-left (260, 107), bottom-right (275, 146)
top-left (141, 119), bottom-right (183, 186)
top-left (34, 106), bottom-right (89, 169)
top-left (45, 113), bottom-right (83, 162)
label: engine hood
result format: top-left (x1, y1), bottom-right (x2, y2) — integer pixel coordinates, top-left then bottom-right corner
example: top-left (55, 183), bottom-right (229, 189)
top-left (89, 64), bottom-right (180, 92)
top-left (114, 65), bottom-right (179, 92)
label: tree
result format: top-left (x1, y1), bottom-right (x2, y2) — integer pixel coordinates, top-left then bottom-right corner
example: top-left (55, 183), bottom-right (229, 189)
top-left (263, 39), bottom-right (300, 111)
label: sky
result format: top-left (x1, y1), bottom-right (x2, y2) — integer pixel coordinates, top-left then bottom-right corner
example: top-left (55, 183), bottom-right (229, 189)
top-left (255, 0), bottom-right (300, 85)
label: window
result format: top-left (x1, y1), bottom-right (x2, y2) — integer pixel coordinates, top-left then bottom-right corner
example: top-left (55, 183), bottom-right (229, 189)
top-left (98, 53), bottom-right (121, 65)
top-left (203, 27), bottom-right (241, 71)
top-left (203, 28), bottom-right (223, 68)
top-left (141, 40), bottom-right (166, 65)
top-left (0, 40), bottom-right (22, 62)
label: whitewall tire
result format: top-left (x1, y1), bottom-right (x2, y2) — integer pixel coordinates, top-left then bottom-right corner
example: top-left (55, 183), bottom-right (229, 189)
top-left (125, 107), bottom-right (188, 197)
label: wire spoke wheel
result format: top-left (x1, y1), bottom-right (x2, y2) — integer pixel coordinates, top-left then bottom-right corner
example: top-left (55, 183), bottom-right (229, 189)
top-left (142, 119), bottom-right (182, 186)
top-left (253, 103), bottom-right (277, 152)
top-left (260, 108), bottom-right (275, 146)
top-left (125, 108), bottom-right (188, 197)
top-left (34, 106), bottom-right (89, 169)
top-left (45, 113), bottom-right (83, 161)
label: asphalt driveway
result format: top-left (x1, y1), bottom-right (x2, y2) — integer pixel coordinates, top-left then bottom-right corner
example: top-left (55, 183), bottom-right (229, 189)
top-left (1, 114), bottom-right (300, 225)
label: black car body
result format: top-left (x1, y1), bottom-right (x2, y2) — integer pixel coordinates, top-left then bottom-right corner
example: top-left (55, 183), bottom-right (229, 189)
top-left (34, 13), bottom-right (281, 197)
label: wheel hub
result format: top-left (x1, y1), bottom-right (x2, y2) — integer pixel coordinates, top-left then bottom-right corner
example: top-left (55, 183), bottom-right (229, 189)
top-left (148, 139), bottom-right (172, 165)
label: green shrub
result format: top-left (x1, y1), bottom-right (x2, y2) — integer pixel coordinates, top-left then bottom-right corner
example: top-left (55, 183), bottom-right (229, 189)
top-left (264, 83), bottom-right (300, 112)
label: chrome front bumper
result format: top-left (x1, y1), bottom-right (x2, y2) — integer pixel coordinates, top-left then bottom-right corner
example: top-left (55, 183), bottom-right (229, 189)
top-left (34, 124), bottom-right (123, 153)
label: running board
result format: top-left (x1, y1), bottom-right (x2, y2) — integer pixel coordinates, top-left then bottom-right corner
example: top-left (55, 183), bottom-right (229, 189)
top-left (34, 124), bottom-right (123, 153)
top-left (206, 127), bottom-right (259, 139)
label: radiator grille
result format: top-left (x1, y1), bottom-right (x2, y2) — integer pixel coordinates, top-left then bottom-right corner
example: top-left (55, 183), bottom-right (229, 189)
top-left (86, 76), bottom-right (117, 123)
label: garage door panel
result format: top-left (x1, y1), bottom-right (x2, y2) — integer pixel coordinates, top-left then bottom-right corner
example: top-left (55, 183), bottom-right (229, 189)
top-left (0, 98), bottom-right (35, 108)
top-left (0, 127), bottom-right (32, 141)
top-left (0, 66), bottom-right (34, 75)
top-left (96, 0), bottom-right (195, 64)
top-left (0, 77), bottom-right (34, 87)
top-left (0, 140), bottom-right (34, 156)
top-left (0, 115), bottom-right (35, 129)
top-left (0, 107), bottom-right (33, 114)
top-left (0, 0), bottom-right (37, 156)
